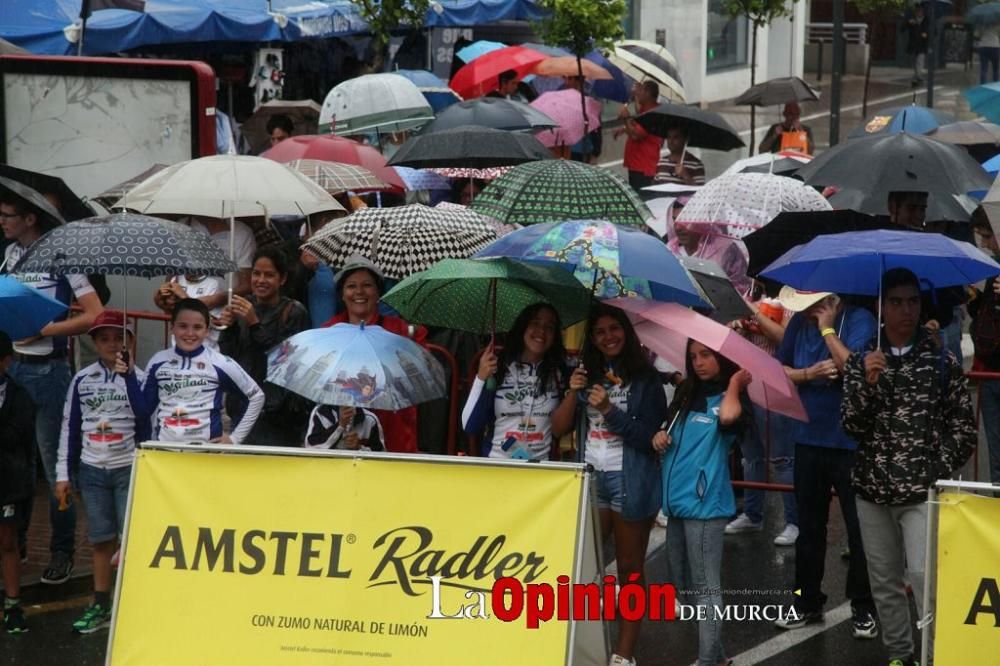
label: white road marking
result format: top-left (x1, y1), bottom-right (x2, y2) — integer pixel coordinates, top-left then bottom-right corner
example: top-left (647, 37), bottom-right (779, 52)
top-left (729, 601), bottom-right (853, 665)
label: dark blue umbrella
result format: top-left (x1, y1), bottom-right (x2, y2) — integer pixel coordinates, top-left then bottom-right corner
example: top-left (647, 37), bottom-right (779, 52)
top-left (0, 275), bottom-right (68, 340)
top-left (848, 105), bottom-right (955, 139)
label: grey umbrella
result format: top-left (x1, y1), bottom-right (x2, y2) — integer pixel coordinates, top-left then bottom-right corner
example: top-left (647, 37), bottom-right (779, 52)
top-left (417, 98), bottom-right (557, 135)
top-left (734, 76), bottom-right (820, 106)
top-left (388, 125), bottom-right (553, 169)
top-left (679, 256), bottom-right (752, 324)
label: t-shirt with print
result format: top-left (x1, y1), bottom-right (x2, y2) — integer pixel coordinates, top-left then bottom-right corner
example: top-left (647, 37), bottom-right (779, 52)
top-left (584, 382), bottom-right (630, 472)
top-left (488, 361), bottom-right (561, 461)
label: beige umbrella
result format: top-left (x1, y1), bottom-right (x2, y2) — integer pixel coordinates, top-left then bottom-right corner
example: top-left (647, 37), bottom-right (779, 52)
top-left (241, 99), bottom-right (321, 154)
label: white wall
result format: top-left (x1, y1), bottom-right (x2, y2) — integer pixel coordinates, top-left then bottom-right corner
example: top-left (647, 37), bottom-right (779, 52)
top-left (637, 0), bottom-right (707, 105)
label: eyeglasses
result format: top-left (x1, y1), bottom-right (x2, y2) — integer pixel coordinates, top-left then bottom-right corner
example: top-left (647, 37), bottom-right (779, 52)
top-left (0, 212), bottom-right (23, 220)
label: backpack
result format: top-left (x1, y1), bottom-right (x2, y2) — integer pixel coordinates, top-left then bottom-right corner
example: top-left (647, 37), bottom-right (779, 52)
top-left (971, 279), bottom-right (1000, 368)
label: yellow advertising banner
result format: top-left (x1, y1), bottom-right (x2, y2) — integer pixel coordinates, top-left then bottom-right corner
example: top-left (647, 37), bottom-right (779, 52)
top-left (934, 491), bottom-right (1000, 662)
top-left (109, 447), bottom-right (592, 665)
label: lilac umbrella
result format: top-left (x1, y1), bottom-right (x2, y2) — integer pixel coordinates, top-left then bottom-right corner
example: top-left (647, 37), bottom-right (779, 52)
top-left (530, 90), bottom-right (603, 148)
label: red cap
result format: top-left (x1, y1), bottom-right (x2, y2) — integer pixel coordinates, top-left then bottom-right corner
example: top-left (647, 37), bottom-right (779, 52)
top-left (87, 310), bottom-right (134, 338)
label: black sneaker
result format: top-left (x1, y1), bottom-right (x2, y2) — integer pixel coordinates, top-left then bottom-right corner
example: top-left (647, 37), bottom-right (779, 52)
top-left (774, 606), bottom-right (824, 630)
top-left (40, 551), bottom-right (74, 585)
top-left (3, 605), bottom-right (28, 634)
top-left (851, 608), bottom-right (878, 639)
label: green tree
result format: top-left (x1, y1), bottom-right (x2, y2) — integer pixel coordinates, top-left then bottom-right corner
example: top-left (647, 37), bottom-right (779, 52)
top-left (724, 0), bottom-right (798, 154)
top-left (351, 0), bottom-right (431, 70)
top-left (852, 0), bottom-right (907, 116)
top-left (535, 0), bottom-right (627, 138)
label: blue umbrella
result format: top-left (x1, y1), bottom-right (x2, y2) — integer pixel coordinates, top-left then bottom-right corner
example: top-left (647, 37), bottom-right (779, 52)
top-left (0, 275), bottom-right (68, 340)
top-left (266, 323), bottom-right (446, 410)
top-left (456, 40), bottom-right (507, 63)
top-left (848, 105), bottom-right (955, 138)
top-left (474, 219), bottom-right (709, 307)
top-left (983, 153), bottom-right (1000, 178)
top-left (394, 69), bottom-right (462, 112)
top-left (392, 166), bottom-right (451, 191)
top-left (966, 2), bottom-right (1000, 25)
top-left (965, 83), bottom-right (1000, 124)
top-left (760, 229), bottom-right (1000, 296)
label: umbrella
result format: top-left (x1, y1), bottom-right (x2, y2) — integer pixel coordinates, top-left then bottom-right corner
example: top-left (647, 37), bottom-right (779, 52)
top-left (795, 132), bottom-right (992, 216)
top-left (530, 89), bottom-right (604, 148)
top-left (474, 220), bottom-right (709, 307)
top-left (608, 297), bottom-right (807, 421)
top-left (382, 257), bottom-right (592, 334)
top-left (675, 173), bottom-right (832, 240)
top-left (0, 38), bottom-right (28, 55)
top-left (285, 159), bottom-right (392, 195)
top-left (607, 40), bottom-right (686, 103)
top-left (734, 76), bottom-right (820, 106)
top-left (0, 175), bottom-right (65, 230)
top-left (456, 40), bottom-right (507, 63)
top-left (964, 83), bottom-right (1000, 124)
top-left (0, 165), bottom-right (93, 221)
top-left (976, 175), bottom-right (1000, 234)
top-left (301, 203), bottom-right (500, 280)
top-left (392, 167), bottom-right (451, 191)
top-left (966, 2), bottom-right (1000, 25)
top-left (743, 209), bottom-right (900, 276)
top-left (722, 150), bottom-right (812, 177)
top-left (266, 323), bottom-right (446, 410)
top-left (986, 153), bottom-right (1000, 178)
top-left (759, 229), bottom-right (1000, 296)
top-left (262, 134), bottom-right (405, 190)
top-left (450, 45), bottom-right (549, 99)
top-left (0, 275), bottom-right (68, 341)
top-left (417, 97), bottom-right (557, 134)
top-left (847, 105), bottom-right (955, 139)
top-left (393, 69), bottom-right (463, 112)
top-left (827, 187), bottom-right (979, 223)
top-left (241, 100), bottom-right (322, 154)
top-left (679, 256), bottom-right (753, 324)
top-left (92, 164), bottom-right (169, 210)
top-left (931, 120), bottom-right (1000, 146)
top-left (633, 102), bottom-right (744, 150)
top-left (431, 166), bottom-right (514, 181)
top-left (319, 73), bottom-right (434, 136)
top-left (387, 125), bottom-right (552, 169)
top-left (470, 160), bottom-right (652, 227)
top-left (531, 57), bottom-right (613, 81)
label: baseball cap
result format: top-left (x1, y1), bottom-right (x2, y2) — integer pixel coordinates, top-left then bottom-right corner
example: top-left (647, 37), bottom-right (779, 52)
top-left (87, 310), bottom-right (135, 337)
top-left (777, 286), bottom-right (833, 312)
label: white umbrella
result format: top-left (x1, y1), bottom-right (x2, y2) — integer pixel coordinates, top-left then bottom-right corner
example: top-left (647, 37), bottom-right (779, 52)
top-left (319, 73), bottom-right (434, 136)
top-left (675, 172), bottom-right (831, 240)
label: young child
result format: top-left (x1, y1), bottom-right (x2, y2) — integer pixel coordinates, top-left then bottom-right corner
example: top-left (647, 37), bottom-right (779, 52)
top-left (0, 332), bottom-right (35, 634)
top-left (55, 311), bottom-right (147, 634)
top-left (123, 299), bottom-right (264, 445)
top-left (305, 405), bottom-right (384, 451)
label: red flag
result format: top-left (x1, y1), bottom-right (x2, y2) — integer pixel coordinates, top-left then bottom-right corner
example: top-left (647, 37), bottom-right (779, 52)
top-left (80, 0), bottom-right (146, 19)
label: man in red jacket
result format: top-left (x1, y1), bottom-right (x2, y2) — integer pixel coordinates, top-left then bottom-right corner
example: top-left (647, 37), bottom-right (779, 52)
top-left (615, 80), bottom-right (663, 193)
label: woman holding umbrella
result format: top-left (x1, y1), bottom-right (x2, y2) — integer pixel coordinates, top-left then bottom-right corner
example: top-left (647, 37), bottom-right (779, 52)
top-left (569, 303), bottom-right (666, 666)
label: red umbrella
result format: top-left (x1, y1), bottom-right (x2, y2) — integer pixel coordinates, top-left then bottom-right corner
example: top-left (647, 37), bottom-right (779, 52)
top-left (450, 46), bottom-right (548, 100)
top-left (262, 135), bottom-right (405, 190)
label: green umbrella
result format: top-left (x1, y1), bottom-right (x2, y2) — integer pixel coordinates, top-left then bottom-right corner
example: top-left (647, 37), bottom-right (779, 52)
top-left (469, 160), bottom-right (652, 227)
top-left (381, 257), bottom-right (592, 335)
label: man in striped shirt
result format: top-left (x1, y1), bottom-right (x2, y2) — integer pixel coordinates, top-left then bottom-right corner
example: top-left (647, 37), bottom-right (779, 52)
top-left (654, 126), bottom-right (706, 186)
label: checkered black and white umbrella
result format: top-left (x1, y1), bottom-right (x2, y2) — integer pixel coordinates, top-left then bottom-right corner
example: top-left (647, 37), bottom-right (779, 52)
top-left (302, 204), bottom-right (501, 280)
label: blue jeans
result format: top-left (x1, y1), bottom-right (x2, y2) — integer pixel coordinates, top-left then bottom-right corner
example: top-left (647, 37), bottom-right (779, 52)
top-left (77, 463), bottom-right (132, 544)
top-left (594, 470), bottom-right (624, 513)
top-left (10, 358), bottom-right (76, 555)
top-left (980, 379), bottom-right (1000, 485)
top-left (666, 517), bottom-right (728, 666)
top-left (739, 405), bottom-right (798, 526)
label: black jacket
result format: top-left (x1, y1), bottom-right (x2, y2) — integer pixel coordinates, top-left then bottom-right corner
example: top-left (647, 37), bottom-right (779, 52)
top-left (0, 378), bottom-right (36, 505)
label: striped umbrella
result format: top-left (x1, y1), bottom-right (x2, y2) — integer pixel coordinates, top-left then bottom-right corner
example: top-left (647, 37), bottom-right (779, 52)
top-left (285, 159), bottom-right (393, 195)
top-left (608, 40), bottom-right (685, 103)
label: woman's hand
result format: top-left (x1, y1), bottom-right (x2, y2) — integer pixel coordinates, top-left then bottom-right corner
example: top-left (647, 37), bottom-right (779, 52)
top-left (729, 368), bottom-right (752, 391)
top-left (588, 384), bottom-right (612, 414)
top-left (568, 366), bottom-right (588, 391)
top-left (652, 430), bottom-right (672, 453)
top-left (477, 347), bottom-right (498, 381)
top-left (229, 294), bottom-right (259, 326)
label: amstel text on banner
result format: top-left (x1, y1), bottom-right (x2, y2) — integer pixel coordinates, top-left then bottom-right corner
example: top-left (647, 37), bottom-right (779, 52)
top-left (108, 447), bottom-right (592, 665)
top-left (934, 491), bottom-right (1000, 663)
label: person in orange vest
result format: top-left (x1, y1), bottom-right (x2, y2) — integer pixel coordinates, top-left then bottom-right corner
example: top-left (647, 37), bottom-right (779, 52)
top-left (759, 102), bottom-right (815, 155)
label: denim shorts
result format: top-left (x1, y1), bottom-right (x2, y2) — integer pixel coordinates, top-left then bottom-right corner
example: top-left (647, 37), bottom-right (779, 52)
top-left (594, 469), bottom-right (625, 513)
top-left (78, 462), bottom-right (132, 544)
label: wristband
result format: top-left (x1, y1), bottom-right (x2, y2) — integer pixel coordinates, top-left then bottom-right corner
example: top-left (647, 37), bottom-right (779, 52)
top-left (820, 327), bottom-right (836, 338)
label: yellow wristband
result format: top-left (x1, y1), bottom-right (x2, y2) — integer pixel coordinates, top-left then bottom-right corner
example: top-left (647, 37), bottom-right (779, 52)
top-left (821, 327), bottom-right (836, 338)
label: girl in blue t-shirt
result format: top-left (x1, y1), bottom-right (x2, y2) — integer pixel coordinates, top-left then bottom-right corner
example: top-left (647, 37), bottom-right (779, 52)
top-left (654, 340), bottom-right (751, 666)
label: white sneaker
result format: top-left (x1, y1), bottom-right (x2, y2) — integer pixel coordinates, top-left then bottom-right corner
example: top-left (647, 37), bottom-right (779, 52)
top-left (773, 524), bottom-right (799, 546)
top-left (609, 655), bottom-right (636, 666)
top-left (724, 513), bottom-right (763, 534)
top-left (655, 510), bottom-right (669, 528)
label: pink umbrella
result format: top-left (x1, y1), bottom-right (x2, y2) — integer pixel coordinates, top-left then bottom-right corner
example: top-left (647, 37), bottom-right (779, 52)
top-left (607, 297), bottom-right (808, 421)
top-left (530, 89), bottom-right (603, 148)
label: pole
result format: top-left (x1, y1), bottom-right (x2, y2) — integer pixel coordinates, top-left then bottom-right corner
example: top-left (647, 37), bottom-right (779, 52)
top-left (918, 484), bottom-right (937, 666)
top-left (749, 24), bottom-right (758, 156)
top-left (829, 0), bottom-right (845, 146)
top-left (926, 0), bottom-right (937, 107)
top-left (77, 17), bottom-right (88, 57)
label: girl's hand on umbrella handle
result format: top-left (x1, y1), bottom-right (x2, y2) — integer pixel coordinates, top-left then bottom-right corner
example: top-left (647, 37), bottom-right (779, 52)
top-left (864, 350), bottom-right (887, 385)
top-left (477, 347), bottom-right (498, 381)
top-left (652, 430), bottom-right (672, 453)
top-left (114, 351), bottom-right (133, 375)
top-left (218, 307), bottom-right (236, 328)
top-left (339, 406), bottom-right (356, 426)
top-left (730, 368), bottom-right (753, 391)
top-left (569, 366), bottom-right (588, 391)
top-left (588, 384), bottom-right (611, 414)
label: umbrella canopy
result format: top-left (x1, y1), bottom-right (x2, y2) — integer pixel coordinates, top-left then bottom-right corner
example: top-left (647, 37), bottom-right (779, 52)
top-left (966, 2), bottom-right (1000, 25)
top-left (675, 173), bottom-right (832, 240)
top-left (475, 220), bottom-right (709, 307)
top-left (734, 76), bottom-right (820, 106)
top-left (450, 45), bottom-right (549, 99)
top-left (679, 256), bottom-right (753, 324)
top-left (382, 257), bottom-right (592, 334)
top-left (848, 105), bottom-right (955, 139)
top-left (392, 167), bottom-right (452, 191)
top-left (393, 69), bottom-right (463, 112)
top-left (417, 97), bottom-right (557, 134)
top-left (92, 164), bottom-right (169, 210)
top-left (267, 323), bottom-right (446, 410)
top-left (530, 89), bottom-right (604, 148)
top-left (930, 120), bottom-right (1000, 146)
top-left (795, 132), bottom-right (992, 217)
top-left (760, 229), bottom-right (1000, 296)
top-left (121, 155), bottom-right (345, 219)
top-left (301, 203), bottom-right (500, 280)
top-left (262, 134), bottom-right (405, 190)
top-left (975, 175), bottom-right (1000, 233)
top-left (241, 99), bottom-right (321, 154)
top-left (319, 73), bottom-right (434, 136)
top-left (388, 125), bottom-right (552, 169)
top-left (470, 160), bottom-right (652, 227)
top-left (12, 214), bottom-right (239, 278)
top-left (285, 159), bottom-right (393, 195)
top-left (722, 150), bottom-right (812, 177)
top-left (964, 83), bottom-right (1000, 124)
top-left (634, 102), bottom-right (744, 150)
top-left (608, 297), bottom-right (807, 421)
top-left (531, 56), bottom-right (612, 80)
top-left (0, 175), bottom-right (65, 230)
top-left (0, 275), bottom-right (68, 341)
top-left (0, 165), bottom-right (93, 221)
top-left (607, 40), bottom-right (686, 103)
top-left (431, 166), bottom-right (514, 181)
top-left (456, 40), bottom-right (507, 63)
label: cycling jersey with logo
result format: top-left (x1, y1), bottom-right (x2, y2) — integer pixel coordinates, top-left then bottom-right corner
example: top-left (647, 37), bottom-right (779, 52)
top-left (584, 383), bottom-right (630, 472)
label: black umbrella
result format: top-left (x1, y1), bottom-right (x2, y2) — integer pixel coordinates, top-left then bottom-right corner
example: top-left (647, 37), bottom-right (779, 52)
top-left (795, 133), bottom-right (991, 217)
top-left (734, 76), bottom-right (820, 107)
top-left (633, 103), bottom-right (744, 151)
top-left (0, 165), bottom-right (94, 221)
top-left (679, 256), bottom-right (752, 324)
top-left (388, 125), bottom-right (553, 169)
top-left (0, 175), bottom-right (66, 231)
top-left (743, 209), bottom-right (903, 276)
top-left (417, 98), bottom-right (557, 135)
